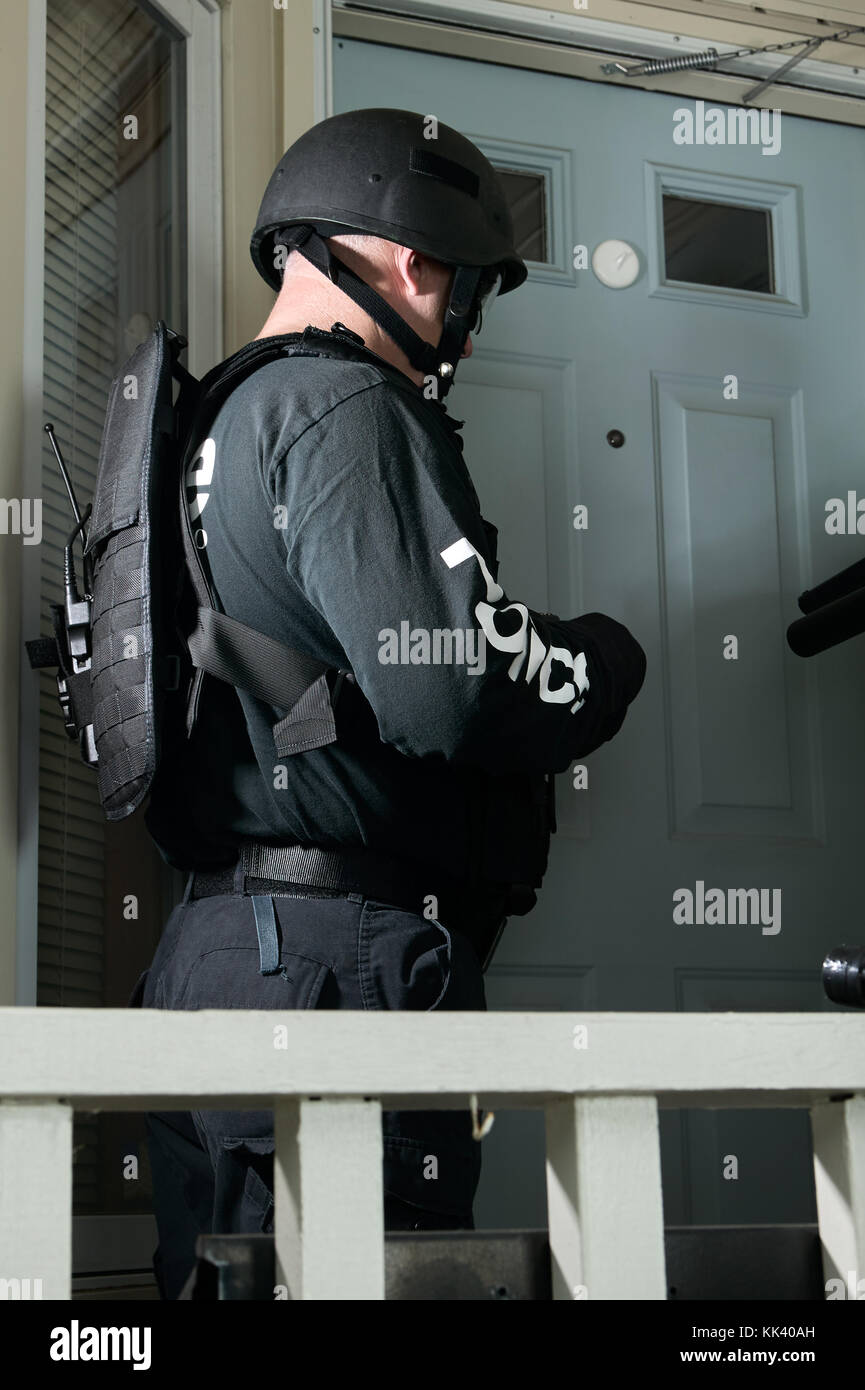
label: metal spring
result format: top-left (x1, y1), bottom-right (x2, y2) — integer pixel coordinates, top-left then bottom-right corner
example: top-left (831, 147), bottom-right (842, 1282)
top-left (628, 49), bottom-right (719, 76)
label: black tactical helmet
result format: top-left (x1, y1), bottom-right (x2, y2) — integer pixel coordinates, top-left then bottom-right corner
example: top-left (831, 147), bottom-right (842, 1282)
top-left (250, 108), bottom-right (527, 392)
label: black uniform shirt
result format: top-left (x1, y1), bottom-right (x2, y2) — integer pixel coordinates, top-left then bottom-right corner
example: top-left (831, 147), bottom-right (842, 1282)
top-left (144, 328), bottom-right (646, 890)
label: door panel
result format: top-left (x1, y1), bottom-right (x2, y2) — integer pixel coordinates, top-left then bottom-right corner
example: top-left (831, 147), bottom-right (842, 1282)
top-left (333, 37), bottom-right (865, 1233)
top-left (655, 374), bottom-right (819, 839)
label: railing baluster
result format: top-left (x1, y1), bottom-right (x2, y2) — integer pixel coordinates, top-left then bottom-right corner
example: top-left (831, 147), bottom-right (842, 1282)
top-left (811, 1093), bottom-right (865, 1299)
top-left (545, 1095), bottom-right (667, 1300)
top-left (274, 1096), bottom-right (384, 1300)
top-left (0, 1100), bottom-right (72, 1300)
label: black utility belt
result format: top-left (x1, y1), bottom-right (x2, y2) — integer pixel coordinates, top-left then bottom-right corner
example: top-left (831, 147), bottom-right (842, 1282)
top-left (187, 840), bottom-right (532, 971)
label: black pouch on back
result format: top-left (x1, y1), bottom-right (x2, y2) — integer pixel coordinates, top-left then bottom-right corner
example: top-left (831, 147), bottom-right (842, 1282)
top-left (83, 323), bottom-right (185, 820)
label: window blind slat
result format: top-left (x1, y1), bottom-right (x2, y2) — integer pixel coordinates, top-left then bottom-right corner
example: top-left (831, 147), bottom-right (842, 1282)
top-left (42, 0), bottom-right (180, 1215)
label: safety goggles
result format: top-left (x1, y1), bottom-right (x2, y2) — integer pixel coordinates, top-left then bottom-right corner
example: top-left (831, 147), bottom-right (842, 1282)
top-left (469, 269), bottom-right (502, 335)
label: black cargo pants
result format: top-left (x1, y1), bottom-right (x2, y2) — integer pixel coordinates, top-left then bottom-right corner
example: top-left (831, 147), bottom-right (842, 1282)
top-left (133, 869), bottom-right (487, 1299)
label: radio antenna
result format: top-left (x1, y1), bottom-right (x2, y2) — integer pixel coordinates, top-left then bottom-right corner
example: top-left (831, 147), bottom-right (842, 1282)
top-left (44, 423), bottom-right (85, 532)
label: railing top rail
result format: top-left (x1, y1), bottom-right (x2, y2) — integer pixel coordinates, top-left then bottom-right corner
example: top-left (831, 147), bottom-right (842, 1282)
top-left (1, 1009), bottom-right (862, 1110)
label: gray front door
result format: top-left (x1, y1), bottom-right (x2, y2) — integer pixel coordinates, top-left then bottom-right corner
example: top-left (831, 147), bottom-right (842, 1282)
top-left (334, 37), bottom-right (865, 1233)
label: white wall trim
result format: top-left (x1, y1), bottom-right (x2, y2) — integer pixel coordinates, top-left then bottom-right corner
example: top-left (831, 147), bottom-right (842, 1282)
top-left (184, 0), bottom-right (224, 373)
top-left (148, 0), bottom-right (193, 30)
top-left (334, 0), bottom-right (865, 100)
top-left (314, 0), bottom-right (335, 120)
top-left (149, 0), bottom-right (223, 371)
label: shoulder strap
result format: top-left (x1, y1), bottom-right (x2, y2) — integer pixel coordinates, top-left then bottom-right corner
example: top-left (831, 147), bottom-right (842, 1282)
top-left (176, 334), bottom-right (340, 754)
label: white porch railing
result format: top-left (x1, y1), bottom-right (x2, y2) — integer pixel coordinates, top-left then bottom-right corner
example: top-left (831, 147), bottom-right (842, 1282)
top-left (1, 1010), bottom-right (864, 1300)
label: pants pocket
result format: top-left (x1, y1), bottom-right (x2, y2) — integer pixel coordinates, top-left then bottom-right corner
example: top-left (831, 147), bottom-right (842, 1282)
top-left (175, 949), bottom-right (333, 1011)
top-left (216, 1136), bottom-right (275, 1235)
top-left (357, 900), bottom-right (452, 1012)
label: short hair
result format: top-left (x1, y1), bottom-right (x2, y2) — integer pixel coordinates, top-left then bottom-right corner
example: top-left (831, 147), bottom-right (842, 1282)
top-left (327, 231), bottom-right (377, 253)
top-left (281, 230), bottom-right (392, 280)
top-left (327, 231), bottom-right (397, 265)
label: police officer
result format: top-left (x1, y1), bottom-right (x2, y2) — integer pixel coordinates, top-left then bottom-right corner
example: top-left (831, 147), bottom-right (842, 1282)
top-left (140, 107), bottom-right (647, 1299)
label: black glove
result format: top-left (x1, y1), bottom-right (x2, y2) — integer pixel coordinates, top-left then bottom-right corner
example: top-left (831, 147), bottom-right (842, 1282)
top-left (561, 610), bottom-right (647, 756)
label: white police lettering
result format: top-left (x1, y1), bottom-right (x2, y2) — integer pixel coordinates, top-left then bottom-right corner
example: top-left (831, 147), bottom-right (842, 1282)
top-left (186, 437), bottom-right (216, 521)
top-left (440, 537), bottom-right (589, 712)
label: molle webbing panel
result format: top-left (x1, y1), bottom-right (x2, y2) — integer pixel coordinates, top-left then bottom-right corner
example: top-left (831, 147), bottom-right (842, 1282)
top-left (84, 325), bottom-right (177, 820)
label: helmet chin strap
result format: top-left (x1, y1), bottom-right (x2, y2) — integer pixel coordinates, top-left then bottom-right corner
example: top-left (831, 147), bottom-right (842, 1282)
top-left (275, 226), bottom-right (482, 397)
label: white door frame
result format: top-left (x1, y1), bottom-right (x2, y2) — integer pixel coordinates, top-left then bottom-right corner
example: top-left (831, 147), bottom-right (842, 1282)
top-left (17, 0), bottom-right (223, 1006)
top-left (328, 0), bottom-right (865, 117)
top-left (313, 0), bottom-right (335, 121)
top-left (155, 0), bottom-right (224, 378)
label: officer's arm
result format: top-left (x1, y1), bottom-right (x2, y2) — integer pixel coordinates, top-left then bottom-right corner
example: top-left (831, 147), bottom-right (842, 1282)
top-left (275, 382), bottom-right (646, 776)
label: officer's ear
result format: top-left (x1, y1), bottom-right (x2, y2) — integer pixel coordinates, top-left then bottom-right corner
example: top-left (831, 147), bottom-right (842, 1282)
top-left (394, 245), bottom-right (451, 302)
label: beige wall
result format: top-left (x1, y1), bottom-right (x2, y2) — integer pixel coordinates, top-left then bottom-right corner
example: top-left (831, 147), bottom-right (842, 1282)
top-left (0, 0), bottom-right (30, 1004)
top-left (221, 0), bottom-right (318, 355)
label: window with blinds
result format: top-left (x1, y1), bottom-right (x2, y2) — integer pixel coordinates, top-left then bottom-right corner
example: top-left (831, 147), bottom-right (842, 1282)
top-left (41, 0), bottom-right (186, 1215)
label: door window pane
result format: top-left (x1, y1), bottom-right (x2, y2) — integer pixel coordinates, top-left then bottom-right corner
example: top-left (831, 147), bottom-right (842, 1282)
top-left (662, 194), bottom-right (774, 293)
top-left (496, 168), bottom-right (548, 263)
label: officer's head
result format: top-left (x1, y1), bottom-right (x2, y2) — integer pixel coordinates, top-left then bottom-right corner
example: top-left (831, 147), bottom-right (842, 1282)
top-left (250, 108), bottom-right (526, 396)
